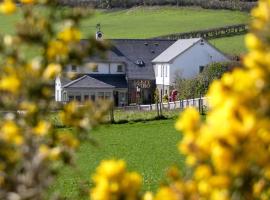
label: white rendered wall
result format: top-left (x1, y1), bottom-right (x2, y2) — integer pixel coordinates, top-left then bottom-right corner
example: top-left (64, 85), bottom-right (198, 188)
top-left (169, 41), bottom-right (229, 84)
top-left (153, 63), bottom-right (170, 86)
top-left (67, 62), bottom-right (126, 74)
top-left (55, 76), bottom-right (62, 101)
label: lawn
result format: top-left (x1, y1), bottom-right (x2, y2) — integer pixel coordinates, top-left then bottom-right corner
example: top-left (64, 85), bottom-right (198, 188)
top-left (51, 119), bottom-right (184, 199)
top-left (0, 6), bottom-right (249, 54)
top-left (209, 35), bottom-right (247, 55)
top-left (82, 7), bottom-right (249, 39)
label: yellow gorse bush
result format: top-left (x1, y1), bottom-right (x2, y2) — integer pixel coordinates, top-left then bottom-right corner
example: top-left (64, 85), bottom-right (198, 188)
top-left (0, 0), bottom-right (110, 199)
top-left (1, 0), bottom-right (270, 199)
top-left (90, 0), bottom-right (270, 200)
top-left (90, 160), bottom-right (142, 200)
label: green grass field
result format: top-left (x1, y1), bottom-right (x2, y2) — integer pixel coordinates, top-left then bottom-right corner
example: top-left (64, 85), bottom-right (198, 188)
top-left (210, 35), bottom-right (247, 55)
top-left (0, 6), bottom-right (249, 54)
top-left (83, 7), bottom-right (249, 39)
top-left (51, 119), bottom-right (184, 199)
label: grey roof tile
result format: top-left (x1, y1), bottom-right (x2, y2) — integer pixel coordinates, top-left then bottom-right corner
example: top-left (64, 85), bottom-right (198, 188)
top-left (83, 39), bottom-right (176, 80)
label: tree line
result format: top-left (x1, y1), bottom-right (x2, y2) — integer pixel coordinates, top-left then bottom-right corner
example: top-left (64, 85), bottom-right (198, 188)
top-left (57, 0), bottom-right (257, 12)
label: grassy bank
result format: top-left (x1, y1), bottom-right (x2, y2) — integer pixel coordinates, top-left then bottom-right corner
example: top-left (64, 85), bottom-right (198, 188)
top-left (51, 119), bottom-right (184, 199)
top-left (210, 35), bottom-right (247, 55)
top-left (82, 7), bottom-right (249, 39)
top-left (0, 6), bottom-right (249, 54)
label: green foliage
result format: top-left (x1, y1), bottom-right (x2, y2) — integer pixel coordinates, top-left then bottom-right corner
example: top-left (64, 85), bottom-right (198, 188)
top-left (175, 62), bottom-right (229, 99)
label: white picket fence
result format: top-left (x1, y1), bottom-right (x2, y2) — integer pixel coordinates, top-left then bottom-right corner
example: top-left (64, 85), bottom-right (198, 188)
top-left (122, 97), bottom-right (208, 111)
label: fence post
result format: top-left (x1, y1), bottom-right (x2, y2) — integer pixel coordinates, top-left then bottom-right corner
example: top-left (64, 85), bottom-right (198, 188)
top-left (199, 96), bottom-right (202, 114)
top-left (110, 106), bottom-right (115, 124)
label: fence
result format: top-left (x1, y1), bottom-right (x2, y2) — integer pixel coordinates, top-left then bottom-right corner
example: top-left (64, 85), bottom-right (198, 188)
top-left (108, 97), bottom-right (208, 123)
top-left (152, 24), bottom-right (248, 40)
top-left (120, 97), bottom-right (208, 111)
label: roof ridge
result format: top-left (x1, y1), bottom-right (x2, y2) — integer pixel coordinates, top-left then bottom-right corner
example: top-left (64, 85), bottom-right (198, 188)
top-left (152, 38), bottom-right (202, 63)
top-left (63, 75), bottom-right (87, 88)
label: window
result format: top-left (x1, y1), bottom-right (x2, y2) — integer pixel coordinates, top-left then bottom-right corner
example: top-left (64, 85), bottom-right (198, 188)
top-left (75, 96), bottom-right (81, 102)
top-left (105, 92), bottom-right (111, 100)
top-left (165, 66), bottom-right (167, 77)
top-left (63, 92), bottom-right (67, 101)
top-left (92, 65), bottom-right (99, 72)
top-left (156, 65), bottom-right (159, 77)
top-left (90, 92), bottom-right (96, 101)
top-left (71, 65), bottom-right (77, 71)
top-left (69, 96), bottom-right (74, 101)
top-left (84, 95), bottom-right (89, 101)
top-left (98, 92), bottom-right (104, 99)
top-left (199, 66), bottom-right (205, 73)
top-left (117, 65), bottom-right (123, 72)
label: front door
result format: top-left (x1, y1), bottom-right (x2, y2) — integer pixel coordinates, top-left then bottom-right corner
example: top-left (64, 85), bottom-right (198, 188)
top-left (114, 91), bottom-right (119, 106)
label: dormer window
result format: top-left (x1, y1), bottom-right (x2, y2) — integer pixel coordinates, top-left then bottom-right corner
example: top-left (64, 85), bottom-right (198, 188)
top-left (117, 65), bottom-right (123, 72)
top-left (136, 59), bottom-right (145, 67)
top-left (71, 65), bottom-right (77, 71)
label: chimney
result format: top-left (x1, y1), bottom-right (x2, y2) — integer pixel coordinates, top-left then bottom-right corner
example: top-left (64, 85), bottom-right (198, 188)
top-left (96, 23), bottom-right (103, 40)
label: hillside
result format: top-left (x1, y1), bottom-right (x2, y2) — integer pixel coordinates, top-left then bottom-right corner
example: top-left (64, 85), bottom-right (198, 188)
top-left (0, 6), bottom-right (249, 54)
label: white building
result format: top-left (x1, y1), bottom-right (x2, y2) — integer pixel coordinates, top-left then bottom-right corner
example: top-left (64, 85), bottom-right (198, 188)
top-left (152, 38), bottom-right (230, 97)
top-left (55, 38), bottom-right (230, 105)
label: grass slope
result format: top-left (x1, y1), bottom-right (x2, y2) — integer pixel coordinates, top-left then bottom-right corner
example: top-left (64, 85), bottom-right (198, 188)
top-left (209, 35), bottom-right (247, 55)
top-left (0, 7), bottom-right (249, 54)
top-left (83, 7), bottom-right (249, 39)
top-left (52, 119), bottom-right (184, 199)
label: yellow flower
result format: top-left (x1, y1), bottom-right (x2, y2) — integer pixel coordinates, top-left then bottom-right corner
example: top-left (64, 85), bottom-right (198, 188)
top-left (143, 192), bottom-right (154, 200)
top-left (43, 63), bottom-right (62, 79)
top-left (212, 144), bottom-right (233, 173)
top-left (0, 0), bottom-right (16, 14)
top-left (38, 145), bottom-right (62, 160)
top-left (0, 75), bottom-right (21, 94)
top-left (210, 189), bottom-right (229, 200)
top-left (198, 180), bottom-right (211, 195)
top-left (20, 0), bottom-right (35, 4)
top-left (58, 27), bottom-right (81, 43)
top-left (58, 132), bottom-right (79, 148)
top-left (1, 121), bottom-right (23, 145)
top-left (19, 101), bottom-right (37, 114)
top-left (155, 187), bottom-right (178, 200)
top-left (194, 165), bottom-right (212, 180)
top-left (47, 40), bottom-right (68, 61)
top-left (33, 121), bottom-right (51, 136)
top-left (175, 107), bottom-right (200, 133)
top-left (49, 147), bottom-right (61, 160)
top-left (96, 160), bottom-right (126, 179)
top-left (245, 33), bottom-right (263, 50)
top-left (209, 176), bottom-right (230, 188)
top-left (91, 160), bottom-right (142, 200)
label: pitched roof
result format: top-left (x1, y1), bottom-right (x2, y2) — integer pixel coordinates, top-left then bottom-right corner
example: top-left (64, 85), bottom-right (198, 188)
top-left (152, 38), bottom-right (202, 63)
top-left (63, 75), bottom-right (115, 89)
top-left (84, 39), bottom-right (176, 80)
top-left (88, 74), bottom-right (127, 88)
top-left (59, 75), bottom-right (71, 85)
